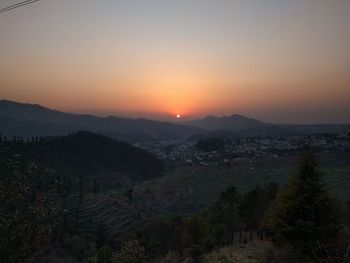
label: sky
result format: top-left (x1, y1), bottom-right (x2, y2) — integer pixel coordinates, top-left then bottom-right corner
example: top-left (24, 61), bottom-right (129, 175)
top-left (0, 0), bottom-right (350, 123)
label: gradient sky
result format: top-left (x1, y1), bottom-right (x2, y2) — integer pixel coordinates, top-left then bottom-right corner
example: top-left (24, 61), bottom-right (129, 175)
top-left (1, 0), bottom-right (350, 123)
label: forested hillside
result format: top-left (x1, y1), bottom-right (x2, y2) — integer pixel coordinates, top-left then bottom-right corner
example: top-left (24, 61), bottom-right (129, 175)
top-left (3, 131), bottom-right (163, 190)
top-left (0, 132), bottom-right (162, 262)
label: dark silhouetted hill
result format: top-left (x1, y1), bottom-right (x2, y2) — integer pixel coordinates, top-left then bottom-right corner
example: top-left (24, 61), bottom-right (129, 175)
top-left (186, 114), bottom-right (350, 135)
top-left (186, 114), bottom-right (267, 131)
top-left (21, 131), bottom-right (164, 187)
top-left (1, 100), bottom-right (349, 140)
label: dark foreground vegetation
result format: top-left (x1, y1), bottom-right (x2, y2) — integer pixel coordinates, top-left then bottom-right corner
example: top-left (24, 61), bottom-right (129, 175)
top-left (0, 132), bottom-right (349, 263)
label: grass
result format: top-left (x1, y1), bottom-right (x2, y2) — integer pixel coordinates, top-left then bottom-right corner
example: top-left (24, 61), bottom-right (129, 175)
top-left (203, 240), bottom-right (272, 263)
top-left (134, 151), bottom-right (350, 217)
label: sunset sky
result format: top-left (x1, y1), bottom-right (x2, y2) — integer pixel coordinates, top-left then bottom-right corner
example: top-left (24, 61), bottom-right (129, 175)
top-left (0, 0), bottom-right (350, 123)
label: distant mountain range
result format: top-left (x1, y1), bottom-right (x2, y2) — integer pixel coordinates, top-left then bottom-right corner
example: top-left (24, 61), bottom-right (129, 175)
top-left (187, 114), bottom-right (350, 136)
top-left (185, 114), bottom-right (267, 131)
top-left (187, 114), bottom-right (350, 137)
top-left (0, 100), bottom-right (202, 142)
top-left (1, 99), bottom-right (349, 141)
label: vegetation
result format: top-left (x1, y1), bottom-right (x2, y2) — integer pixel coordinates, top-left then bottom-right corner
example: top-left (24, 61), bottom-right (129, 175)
top-left (0, 133), bottom-right (159, 262)
top-left (0, 132), bottom-right (163, 195)
top-left (129, 183), bottom-right (279, 262)
top-left (22, 131), bottom-right (164, 184)
top-left (130, 150), bottom-right (347, 262)
top-left (113, 240), bottom-right (146, 263)
top-left (196, 137), bottom-right (225, 152)
top-left (0, 133), bottom-right (348, 262)
top-left (0, 144), bottom-right (61, 262)
top-left (265, 149), bottom-right (344, 262)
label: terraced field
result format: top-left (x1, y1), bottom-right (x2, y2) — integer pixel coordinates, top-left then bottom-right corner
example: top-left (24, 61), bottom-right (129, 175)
top-left (65, 194), bottom-right (145, 246)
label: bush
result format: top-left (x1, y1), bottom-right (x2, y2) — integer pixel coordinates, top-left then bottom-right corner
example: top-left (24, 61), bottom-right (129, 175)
top-left (97, 245), bottom-right (112, 263)
top-left (113, 240), bottom-right (146, 263)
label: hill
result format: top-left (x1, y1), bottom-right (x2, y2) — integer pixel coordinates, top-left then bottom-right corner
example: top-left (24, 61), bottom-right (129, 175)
top-left (186, 113), bottom-right (350, 135)
top-left (2, 100), bottom-right (349, 142)
top-left (190, 125), bottom-right (302, 140)
top-left (20, 131), bottom-right (164, 188)
top-left (186, 114), bottom-right (268, 132)
top-left (0, 100), bottom-right (203, 142)
top-left (135, 150), bottom-right (350, 216)
top-left (279, 123), bottom-right (350, 134)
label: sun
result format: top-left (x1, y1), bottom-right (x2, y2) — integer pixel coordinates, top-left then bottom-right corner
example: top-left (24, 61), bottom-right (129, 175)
top-left (176, 114), bottom-right (181, 118)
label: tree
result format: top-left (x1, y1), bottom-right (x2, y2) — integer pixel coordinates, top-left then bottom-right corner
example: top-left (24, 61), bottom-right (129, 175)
top-left (207, 185), bottom-right (240, 246)
top-left (196, 138), bottom-right (225, 152)
top-left (265, 149), bottom-right (343, 261)
top-left (94, 223), bottom-right (108, 249)
top-left (92, 178), bottom-right (100, 194)
top-left (0, 160), bottom-right (61, 262)
top-left (239, 183), bottom-right (279, 233)
top-left (113, 240), bottom-right (146, 263)
top-left (124, 187), bottom-right (133, 201)
top-left (182, 216), bottom-right (210, 259)
top-left (97, 245), bottom-right (112, 263)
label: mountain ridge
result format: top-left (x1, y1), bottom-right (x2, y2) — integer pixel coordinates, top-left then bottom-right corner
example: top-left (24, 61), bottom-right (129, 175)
top-left (185, 113), bottom-right (268, 132)
top-left (0, 99), bottom-right (203, 142)
top-left (1, 99), bottom-right (350, 140)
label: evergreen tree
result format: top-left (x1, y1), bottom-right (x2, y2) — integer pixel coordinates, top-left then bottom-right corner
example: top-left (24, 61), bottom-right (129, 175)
top-left (206, 185), bottom-right (240, 246)
top-left (182, 216), bottom-right (210, 259)
top-left (97, 245), bottom-right (112, 263)
top-left (265, 149), bottom-right (343, 261)
top-left (239, 183), bottom-right (279, 231)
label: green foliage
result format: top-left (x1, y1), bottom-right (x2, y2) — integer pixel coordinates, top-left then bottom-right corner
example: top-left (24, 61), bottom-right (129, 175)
top-left (161, 251), bottom-right (181, 263)
top-left (94, 223), bottom-right (108, 249)
top-left (239, 183), bottom-right (279, 230)
top-left (265, 150), bottom-right (343, 261)
top-left (196, 138), bottom-right (225, 152)
top-left (217, 255), bottom-right (230, 263)
top-left (346, 200), bottom-right (350, 227)
top-left (183, 216), bottom-right (211, 262)
top-left (97, 245), bottom-right (113, 263)
top-left (133, 182), bottom-right (279, 261)
top-left (113, 240), bottom-right (146, 263)
top-left (219, 185), bottom-right (240, 205)
top-left (141, 216), bottom-right (184, 257)
top-left (63, 235), bottom-right (90, 260)
top-left (205, 186), bottom-right (240, 246)
top-left (0, 149), bottom-right (61, 262)
top-left (124, 187), bottom-right (133, 201)
top-left (183, 216), bottom-right (210, 247)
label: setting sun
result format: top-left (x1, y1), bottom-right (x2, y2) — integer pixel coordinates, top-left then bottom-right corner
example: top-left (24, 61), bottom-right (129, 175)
top-left (0, 1), bottom-right (349, 262)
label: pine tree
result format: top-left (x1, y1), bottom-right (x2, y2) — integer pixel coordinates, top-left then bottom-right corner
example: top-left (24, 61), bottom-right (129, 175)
top-left (265, 149), bottom-right (343, 260)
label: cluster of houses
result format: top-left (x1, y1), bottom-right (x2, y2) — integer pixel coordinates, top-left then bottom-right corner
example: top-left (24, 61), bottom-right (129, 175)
top-left (135, 132), bottom-right (350, 167)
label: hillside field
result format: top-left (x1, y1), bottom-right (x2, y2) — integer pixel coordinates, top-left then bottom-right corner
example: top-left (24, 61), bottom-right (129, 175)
top-left (134, 150), bottom-right (350, 217)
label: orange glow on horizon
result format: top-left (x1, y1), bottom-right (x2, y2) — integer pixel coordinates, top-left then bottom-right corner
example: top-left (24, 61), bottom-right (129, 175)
top-left (1, 1), bottom-right (350, 123)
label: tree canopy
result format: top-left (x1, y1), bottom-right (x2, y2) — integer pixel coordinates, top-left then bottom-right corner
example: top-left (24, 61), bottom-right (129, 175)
top-left (265, 149), bottom-right (343, 261)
